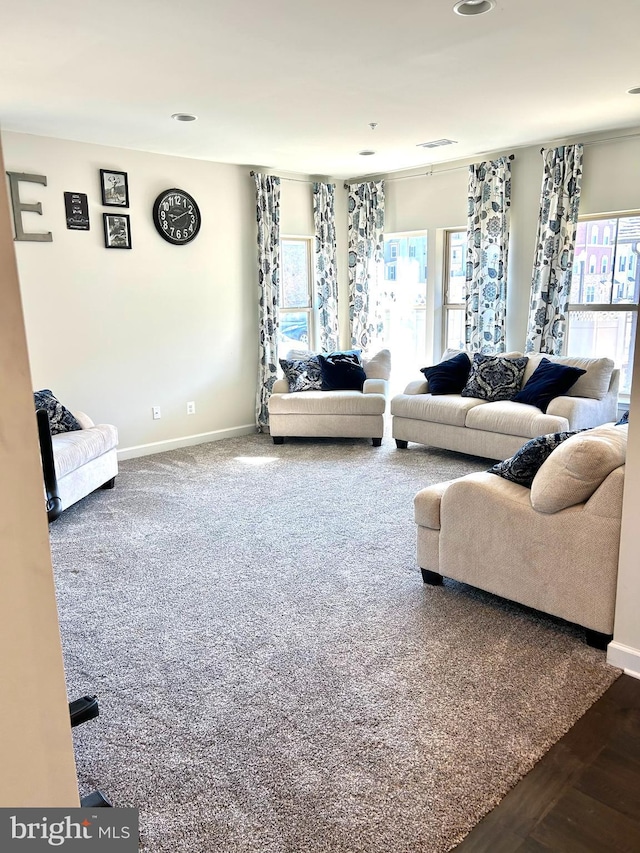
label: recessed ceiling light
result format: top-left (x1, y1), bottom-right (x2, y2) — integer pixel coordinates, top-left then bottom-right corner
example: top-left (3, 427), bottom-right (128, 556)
top-left (171, 113), bottom-right (198, 122)
top-left (359, 150), bottom-right (376, 156)
top-left (627, 87), bottom-right (640, 95)
top-left (453, 0), bottom-right (495, 16)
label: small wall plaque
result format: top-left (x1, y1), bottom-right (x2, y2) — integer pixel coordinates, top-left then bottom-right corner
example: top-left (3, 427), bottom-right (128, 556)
top-left (64, 192), bottom-right (90, 231)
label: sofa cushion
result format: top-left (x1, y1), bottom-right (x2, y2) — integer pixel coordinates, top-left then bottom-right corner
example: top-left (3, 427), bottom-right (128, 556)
top-left (34, 389), bottom-right (82, 435)
top-left (522, 354), bottom-right (614, 400)
top-left (420, 352), bottom-right (471, 395)
top-left (513, 358), bottom-right (586, 413)
top-left (267, 390), bottom-right (385, 416)
top-left (464, 400), bottom-right (570, 438)
top-left (461, 354), bottom-right (529, 402)
top-left (362, 348), bottom-right (391, 381)
top-left (390, 393), bottom-right (486, 427)
top-left (530, 424), bottom-right (627, 513)
top-left (279, 356), bottom-right (323, 392)
top-left (488, 430), bottom-right (584, 489)
top-left (318, 352), bottom-right (366, 391)
top-left (51, 424), bottom-right (119, 479)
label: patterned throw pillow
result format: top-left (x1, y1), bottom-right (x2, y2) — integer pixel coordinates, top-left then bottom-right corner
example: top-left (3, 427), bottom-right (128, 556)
top-left (279, 356), bottom-right (323, 392)
top-left (488, 430), bottom-right (585, 489)
top-left (616, 410), bottom-right (629, 426)
top-left (34, 389), bottom-right (82, 435)
top-left (318, 351), bottom-right (366, 391)
top-left (461, 354), bottom-right (529, 402)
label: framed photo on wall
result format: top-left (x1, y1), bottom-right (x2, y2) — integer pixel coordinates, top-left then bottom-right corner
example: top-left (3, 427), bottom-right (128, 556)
top-left (100, 169), bottom-right (129, 207)
top-left (103, 213), bottom-right (132, 249)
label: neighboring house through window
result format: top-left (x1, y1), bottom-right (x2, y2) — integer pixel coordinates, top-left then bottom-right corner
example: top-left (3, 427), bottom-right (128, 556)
top-left (568, 213), bottom-right (640, 398)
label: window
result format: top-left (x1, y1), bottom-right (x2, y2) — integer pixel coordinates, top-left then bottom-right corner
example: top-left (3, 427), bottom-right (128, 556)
top-left (443, 230), bottom-right (467, 351)
top-left (591, 226), bottom-right (599, 245)
top-left (568, 214), bottom-right (640, 397)
top-left (604, 226), bottom-right (611, 245)
top-left (375, 231), bottom-right (427, 385)
top-left (278, 237), bottom-right (314, 352)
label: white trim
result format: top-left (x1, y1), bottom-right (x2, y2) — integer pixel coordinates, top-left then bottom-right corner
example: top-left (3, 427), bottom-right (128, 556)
top-left (607, 641), bottom-right (640, 680)
top-left (117, 424), bottom-right (256, 461)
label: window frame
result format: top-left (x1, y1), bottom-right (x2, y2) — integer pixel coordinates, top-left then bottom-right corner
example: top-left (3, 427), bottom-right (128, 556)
top-left (442, 228), bottom-right (467, 352)
top-left (567, 211), bottom-right (640, 401)
top-left (278, 235), bottom-right (315, 352)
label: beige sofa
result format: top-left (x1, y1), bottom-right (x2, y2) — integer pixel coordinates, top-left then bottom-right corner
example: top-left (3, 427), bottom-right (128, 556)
top-left (268, 349), bottom-right (391, 445)
top-left (391, 351), bottom-right (619, 460)
top-left (41, 410), bottom-right (118, 520)
top-left (414, 423), bottom-right (627, 646)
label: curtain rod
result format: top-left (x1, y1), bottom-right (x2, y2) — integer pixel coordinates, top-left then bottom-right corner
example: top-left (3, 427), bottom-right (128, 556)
top-left (343, 153), bottom-right (516, 188)
top-left (249, 171), bottom-right (317, 185)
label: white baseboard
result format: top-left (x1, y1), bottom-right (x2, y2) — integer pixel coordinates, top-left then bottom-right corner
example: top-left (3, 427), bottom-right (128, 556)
top-left (607, 641), bottom-right (640, 680)
top-left (117, 424), bottom-right (256, 461)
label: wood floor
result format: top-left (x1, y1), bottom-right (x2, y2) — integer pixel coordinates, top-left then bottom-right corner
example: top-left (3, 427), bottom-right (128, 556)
top-left (456, 673), bottom-right (640, 852)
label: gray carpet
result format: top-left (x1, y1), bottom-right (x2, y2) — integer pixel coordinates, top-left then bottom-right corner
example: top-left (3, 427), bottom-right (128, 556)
top-left (49, 434), bottom-right (620, 852)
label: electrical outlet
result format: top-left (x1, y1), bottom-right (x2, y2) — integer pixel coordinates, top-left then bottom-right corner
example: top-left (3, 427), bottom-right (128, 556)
top-left (152, 406), bottom-right (161, 420)
top-left (187, 401), bottom-right (196, 415)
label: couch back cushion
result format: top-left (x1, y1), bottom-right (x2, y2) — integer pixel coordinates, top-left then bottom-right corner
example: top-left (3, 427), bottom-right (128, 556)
top-left (522, 353), bottom-right (614, 400)
top-left (363, 348), bottom-right (391, 381)
top-left (530, 424), bottom-right (627, 513)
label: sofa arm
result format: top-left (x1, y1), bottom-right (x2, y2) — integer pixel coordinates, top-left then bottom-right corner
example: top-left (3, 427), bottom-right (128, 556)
top-left (272, 378), bottom-right (289, 394)
top-left (403, 379), bottom-right (429, 395)
top-left (546, 391), bottom-right (618, 431)
top-left (363, 378), bottom-right (388, 396)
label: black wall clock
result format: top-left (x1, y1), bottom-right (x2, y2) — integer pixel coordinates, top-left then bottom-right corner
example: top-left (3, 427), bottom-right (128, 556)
top-left (152, 188), bottom-right (201, 245)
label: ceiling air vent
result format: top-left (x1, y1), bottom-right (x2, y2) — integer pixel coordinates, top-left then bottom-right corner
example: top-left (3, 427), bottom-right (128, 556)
top-left (416, 139), bottom-right (458, 149)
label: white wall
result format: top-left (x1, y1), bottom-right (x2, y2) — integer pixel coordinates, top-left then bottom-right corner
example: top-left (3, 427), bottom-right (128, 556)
top-left (2, 133), bottom-right (254, 454)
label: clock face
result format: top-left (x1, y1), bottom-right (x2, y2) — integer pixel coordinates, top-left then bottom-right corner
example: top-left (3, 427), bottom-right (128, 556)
top-left (152, 188), bottom-right (201, 245)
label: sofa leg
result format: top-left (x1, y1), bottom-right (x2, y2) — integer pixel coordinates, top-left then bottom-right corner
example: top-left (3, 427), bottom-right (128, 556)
top-left (101, 477), bottom-right (116, 490)
top-left (585, 629), bottom-right (613, 650)
top-left (372, 437), bottom-right (382, 447)
top-left (395, 439), bottom-right (408, 449)
top-left (421, 568), bottom-right (443, 586)
top-left (272, 436), bottom-right (284, 445)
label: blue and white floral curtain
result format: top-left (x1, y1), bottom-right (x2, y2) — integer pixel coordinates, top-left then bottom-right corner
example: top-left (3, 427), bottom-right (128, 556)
top-left (347, 181), bottom-right (385, 350)
top-left (253, 172), bottom-right (281, 430)
top-left (525, 145), bottom-right (583, 354)
top-left (465, 156), bottom-right (512, 354)
top-left (313, 182), bottom-right (339, 352)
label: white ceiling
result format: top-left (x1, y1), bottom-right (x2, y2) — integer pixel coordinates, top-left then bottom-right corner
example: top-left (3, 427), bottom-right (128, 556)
top-left (1, 0), bottom-right (640, 178)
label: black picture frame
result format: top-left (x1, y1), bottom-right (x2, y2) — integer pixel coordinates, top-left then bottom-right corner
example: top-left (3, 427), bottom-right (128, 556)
top-left (103, 213), bottom-right (132, 249)
top-left (100, 169), bottom-right (129, 207)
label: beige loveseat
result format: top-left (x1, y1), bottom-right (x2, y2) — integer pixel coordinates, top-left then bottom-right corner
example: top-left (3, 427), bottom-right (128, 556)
top-left (39, 409), bottom-right (119, 521)
top-left (392, 350), bottom-right (619, 460)
top-left (268, 349), bottom-right (391, 445)
top-left (414, 423), bottom-right (627, 646)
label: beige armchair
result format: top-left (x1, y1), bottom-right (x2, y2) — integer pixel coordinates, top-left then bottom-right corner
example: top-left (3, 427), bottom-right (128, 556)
top-left (268, 349), bottom-right (391, 445)
top-left (413, 424), bottom-right (627, 647)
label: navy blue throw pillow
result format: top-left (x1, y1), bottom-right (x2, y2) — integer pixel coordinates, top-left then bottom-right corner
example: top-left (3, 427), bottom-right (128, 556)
top-left (513, 358), bottom-right (586, 413)
top-left (488, 430), bottom-right (585, 489)
top-left (34, 389), bottom-right (82, 435)
top-left (318, 352), bottom-right (366, 391)
top-left (420, 352), bottom-right (471, 395)
top-left (616, 410), bottom-right (629, 426)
